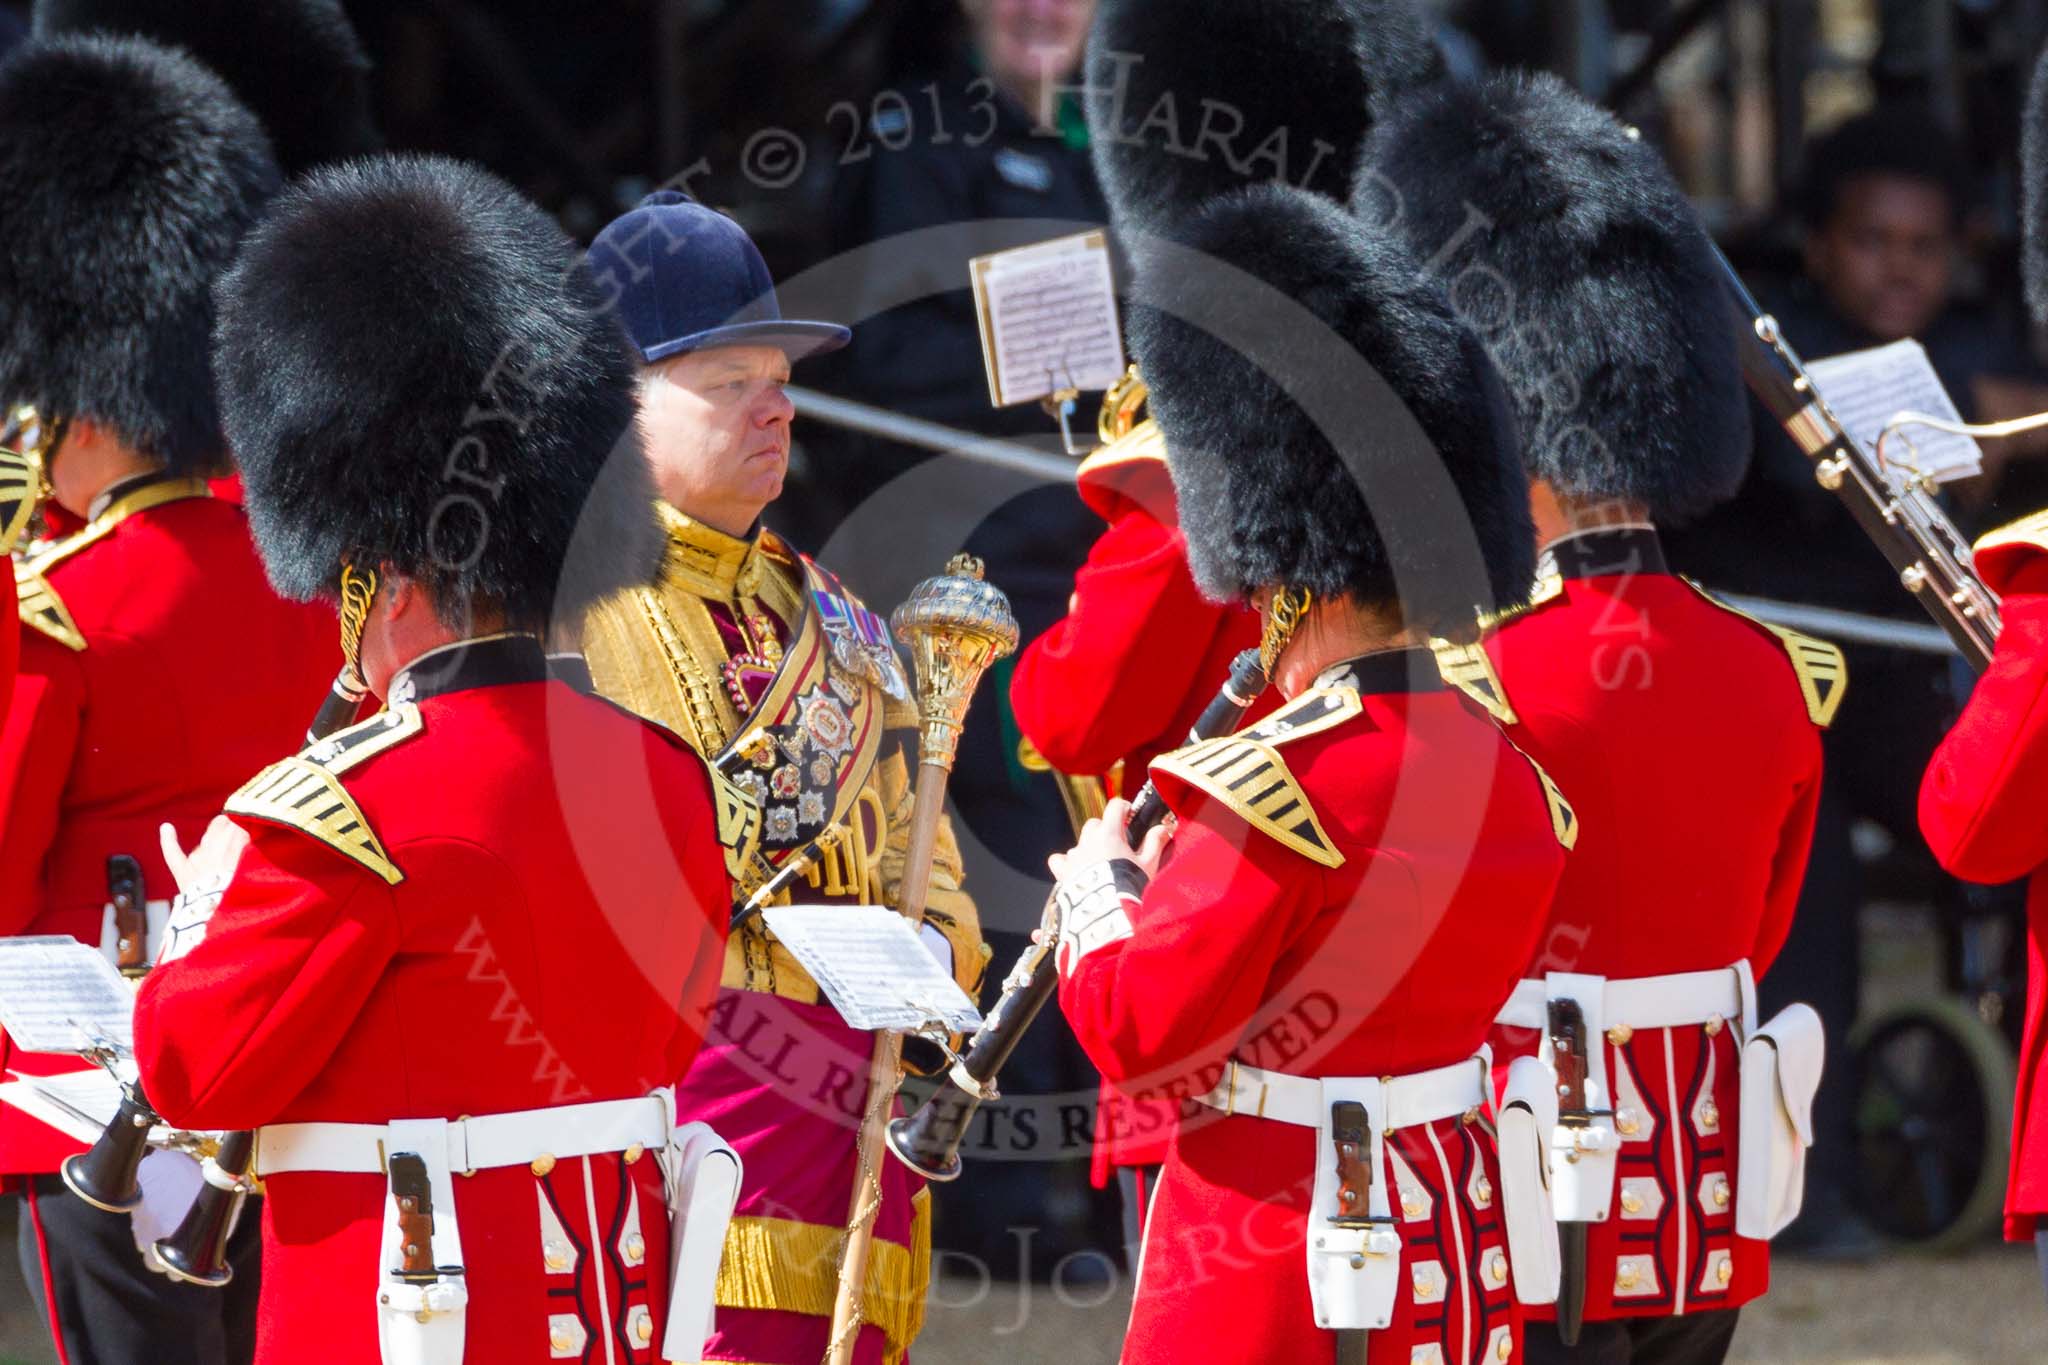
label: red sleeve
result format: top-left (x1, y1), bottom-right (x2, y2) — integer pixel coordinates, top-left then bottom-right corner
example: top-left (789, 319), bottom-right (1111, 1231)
top-left (1920, 559), bottom-right (2048, 884)
top-left (1011, 506), bottom-right (1232, 776)
top-left (133, 821), bottom-right (400, 1129)
top-left (0, 640), bottom-right (83, 928)
top-left (1752, 735), bottom-right (1822, 979)
top-left (1058, 809), bottom-right (1317, 1095)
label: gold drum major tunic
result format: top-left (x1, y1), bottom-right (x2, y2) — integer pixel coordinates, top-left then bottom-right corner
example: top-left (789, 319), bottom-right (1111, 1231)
top-left (578, 506), bottom-right (985, 1365)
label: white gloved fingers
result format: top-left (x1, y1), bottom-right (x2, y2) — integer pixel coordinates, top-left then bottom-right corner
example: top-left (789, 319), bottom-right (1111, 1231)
top-left (158, 824), bottom-right (195, 895)
top-left (188, 816), bottom-right (250, 897)
top-left (128, 1150), bottom-right (204, 1271)
top-left (917, 922), bottom-right (954, 978)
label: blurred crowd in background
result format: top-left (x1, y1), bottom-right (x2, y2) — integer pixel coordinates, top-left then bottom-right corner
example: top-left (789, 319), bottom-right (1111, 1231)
top-left (1, 0), bottom-right (2041, 1283)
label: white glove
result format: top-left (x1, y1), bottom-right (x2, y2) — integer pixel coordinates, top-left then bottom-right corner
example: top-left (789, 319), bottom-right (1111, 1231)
top-left (918, 922), bottom-right (953, 979)
top-left (129, 1149), bottom-right (204, 1274)
top-left (155, 818), bottom-right (248, 965)
top-left (1051, 859), bottom-right (1146, 977)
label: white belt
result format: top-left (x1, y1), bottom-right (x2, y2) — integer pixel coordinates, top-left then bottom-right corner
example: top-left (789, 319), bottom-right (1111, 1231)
top-left (1207, 1052), bottom-right (1492, 1333)
top-left (1494, 963), bottom-right (1749, 1034)
top-left (256, 1093), bottom-right (670, 1179)
top-left (1198, 1049), bottom-right (1489, 1131)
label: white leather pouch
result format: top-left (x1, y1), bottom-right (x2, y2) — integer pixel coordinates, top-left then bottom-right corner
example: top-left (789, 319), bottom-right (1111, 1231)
top-left (1497, 1056), bottom-right (1561, 1305)
top-left (660, 1120), bottom-right (743, 1362)
top-left (1306, 1078), bottom-right (1402, 1332)
top-left (1736, 1003), bottom-right (1823, 1240)
top-left (376, 1119), bottom-right (468, 1365)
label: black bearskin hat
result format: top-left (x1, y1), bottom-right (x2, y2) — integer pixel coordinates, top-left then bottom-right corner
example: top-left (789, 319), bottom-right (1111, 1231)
top-left (34, 0), bottom-right (380, 178)
top-left (1129, 183), bottom-right (1533, 631)
top-left (0, 36), bottom-right (279, 475)
top-left (2023, 43), bottom-right (2048, 323)
top-left (214, 154), bottom-right (660, 630)
top-left (1087, 0), bottom-right (1443, 231)
top-left (1362, 70), bottom-right (1749, 522)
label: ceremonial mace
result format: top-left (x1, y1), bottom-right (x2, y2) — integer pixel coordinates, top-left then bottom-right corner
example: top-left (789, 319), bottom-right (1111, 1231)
top-left (823, 555), bottom-right (1016, 1365)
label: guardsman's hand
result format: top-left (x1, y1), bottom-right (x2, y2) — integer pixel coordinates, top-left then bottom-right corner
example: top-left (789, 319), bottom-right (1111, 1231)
top-left (1042, 798), bottom-right (1161, 977)
top-left (156, 817), bottom-right (249, 966)
top-left (161, 816), bottom-right (249, 897)
top-left (1047, 798), bottom-right (1169, 883)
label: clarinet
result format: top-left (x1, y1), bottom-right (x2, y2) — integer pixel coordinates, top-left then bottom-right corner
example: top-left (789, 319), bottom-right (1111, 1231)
top-left (152, 666), bottom-right (367, 1286)
top-left (304, 664), bottom-right (370, 746)
top-left (1715, 246), bottom-right (2000, 669)
top-left (886, 648), bottom-right (1271, 1181)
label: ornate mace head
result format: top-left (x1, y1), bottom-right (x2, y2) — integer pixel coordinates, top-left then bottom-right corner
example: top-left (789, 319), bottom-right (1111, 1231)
top-left (891, 554), bottom-right (1019, 771)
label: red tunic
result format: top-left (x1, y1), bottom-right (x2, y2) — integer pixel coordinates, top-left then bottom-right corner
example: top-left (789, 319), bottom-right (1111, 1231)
top-left (134, 638), bottom-right (732, 1364)
top-left (0, 606), bottom-right (13, 725)
top-left (0, 477), bottom-right (336, 1173)
top-left (1919, 512), bottom-right (2048, 1240)
top-left (1483, 528), bottom-right (1829, 1320)
top-left (1060, 648), bottom-right (1568, 1365)
top-left (1011, 436), bottom-right (1263, 783)
top-left (1010, 438), bottom-right (1265, 1178)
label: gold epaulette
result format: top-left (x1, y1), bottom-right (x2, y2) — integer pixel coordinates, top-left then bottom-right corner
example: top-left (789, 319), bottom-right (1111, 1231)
top-left (1429, 639), bottom-right (1516, 724)
top-left (1502, 739), bottom-right (1580, 850)
top-left (224, 706), bottom-right (424, 886)
top-left (1680, 580), bottom-right (1847, 728)
top-left (1153, 688), bottom-right (1357, 867)
top-left (15, 561), bottom-right (82, 651)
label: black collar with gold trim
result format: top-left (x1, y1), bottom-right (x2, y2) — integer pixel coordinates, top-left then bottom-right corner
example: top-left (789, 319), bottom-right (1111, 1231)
top-left (1539, 526), bottom-right (1666, 582)
top-left (87, 469), bottom-right (192, 522)
top-left (388, 633), bottom-right (549, 705)
top-left (1313, 646), bottom-right (1447, 696)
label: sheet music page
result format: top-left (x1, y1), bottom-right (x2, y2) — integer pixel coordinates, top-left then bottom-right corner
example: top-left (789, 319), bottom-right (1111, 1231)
top-left (970, 231), bottom-right (1126, 408)
top-left (762, 906), bottom-right (983, 1034)
top-left (0, 1069), bottom-right (126, 1145)
top-left (0, 936), bottom-right (135, 1056)
top-left (1805, 338), bottom-right (1983, 485)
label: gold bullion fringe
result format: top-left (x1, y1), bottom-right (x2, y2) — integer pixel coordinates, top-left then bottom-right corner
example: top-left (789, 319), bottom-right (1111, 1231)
top-left (711, 1187), bottom-right (932, 1363)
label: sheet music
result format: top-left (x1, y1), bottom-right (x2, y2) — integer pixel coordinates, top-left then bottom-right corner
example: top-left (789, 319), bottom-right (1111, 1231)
top-left (970, 231), bottom-right (1126, 408)
top-left (762, 906), bottom-right (983, 1034)
top-left (0, 936), bottom-right (134, 1056)
top-left (1805, 339), bottom-right (1982, 486)
top-left (0, 1069), bottom-right (127, 1145)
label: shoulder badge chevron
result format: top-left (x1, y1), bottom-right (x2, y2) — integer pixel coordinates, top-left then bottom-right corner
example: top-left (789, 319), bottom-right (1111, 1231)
top-left (1680, 580), bottom-right (1847, 728)
top-left (1154, 734), bottom-right (1343, 868)
top-left (1429, 638), bottom-right (1516, 723)
top-left (1503, 739), bottom-right (1580, 850)
top-left (0, 446), bottom-right (35, 556)
top-left (1765, 625), bottom-right (1848, 728)
top-left (224, 706), bottom-right (424, 885)
top-left (15, 562), bottom-right (82, 651)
